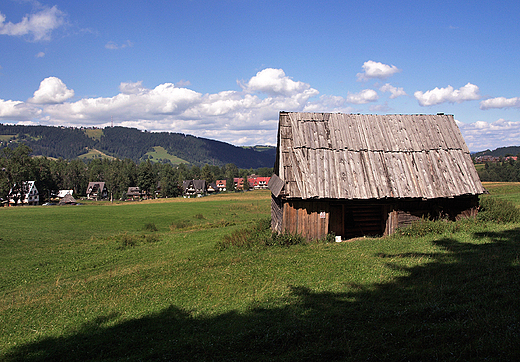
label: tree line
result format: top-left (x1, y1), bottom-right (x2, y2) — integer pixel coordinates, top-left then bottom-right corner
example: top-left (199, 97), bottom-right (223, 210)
top-left (476, 157), bottom-right (520, 182)
top-left (0, 144), bottom-right (273, 203)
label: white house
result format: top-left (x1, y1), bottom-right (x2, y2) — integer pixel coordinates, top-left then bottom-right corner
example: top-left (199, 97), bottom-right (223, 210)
top-left (58, 189), bottom-right (74, 198)
top-left (9, 181), bottom-right (39, 206)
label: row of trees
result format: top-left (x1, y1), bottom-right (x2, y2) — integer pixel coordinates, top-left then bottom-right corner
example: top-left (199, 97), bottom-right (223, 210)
top-left (0, 144), bottom-right (273, 203)
top-left (477, 158), bottom-right (520, 182)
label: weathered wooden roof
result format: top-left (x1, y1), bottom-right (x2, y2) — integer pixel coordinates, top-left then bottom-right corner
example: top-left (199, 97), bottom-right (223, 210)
top-left (273, 112), bottom-right (484, 200)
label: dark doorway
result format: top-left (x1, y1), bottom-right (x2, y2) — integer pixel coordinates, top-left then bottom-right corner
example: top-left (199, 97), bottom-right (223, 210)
top-left (329, 203), bottom-right (384, 240)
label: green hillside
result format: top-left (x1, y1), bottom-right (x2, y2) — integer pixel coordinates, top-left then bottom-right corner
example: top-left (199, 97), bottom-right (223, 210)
top-left (473, 146), bottom-right (520, 158)
top-left (144, 146), bottom-right (189, 164)
top-left (0, 124), bottom-right (275, 168)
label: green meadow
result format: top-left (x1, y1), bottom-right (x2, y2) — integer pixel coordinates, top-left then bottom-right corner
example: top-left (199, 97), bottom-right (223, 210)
top-left (143, 146), bottom-right (189, 165)
top-left (1, 186), bottom-right (520, 361)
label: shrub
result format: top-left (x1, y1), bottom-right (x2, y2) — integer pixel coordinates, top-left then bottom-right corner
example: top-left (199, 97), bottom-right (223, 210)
top-left (114, 232), bottom-right (138, 249)
top-left (478, 196), bottom-right (520, 223)
top-left (141, 234), bottom-right (160, 243)
top-left (169, 220), bottom-right (191, 230)
top-left (143, 222), bottom-right (158, 232)
top-left (269, 232), bottom-right (306, 247)
top-left (217, 217), bottom-right (330, 250)
top-left (394, 218), bottom-right (450, 238)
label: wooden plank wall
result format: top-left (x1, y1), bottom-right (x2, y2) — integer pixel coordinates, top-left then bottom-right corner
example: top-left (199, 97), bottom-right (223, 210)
top-left (275, 195), bottom-right (480, 240)
top-left (271, 195), bottom-right (283, 233)
top-left (281, 200), bottom-right (329, 240)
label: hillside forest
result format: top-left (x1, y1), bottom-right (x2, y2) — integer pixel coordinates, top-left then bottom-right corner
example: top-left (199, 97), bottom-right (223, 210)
top-left (0, 124), bottom-right (275, 169)
top-left (0, 144), bottom-right (273, 202)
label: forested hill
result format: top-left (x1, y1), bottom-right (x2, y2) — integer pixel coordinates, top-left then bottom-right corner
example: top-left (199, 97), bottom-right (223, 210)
top-left (472, 146), bottom-right (520, 158)
top-left (0, 124), bottom-right (276, 168)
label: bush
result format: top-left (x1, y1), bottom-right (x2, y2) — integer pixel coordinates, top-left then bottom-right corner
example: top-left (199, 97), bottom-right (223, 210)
top-left (394, 218), bottom-right (450, 238)
top-left (143, 222), bottom-right (158, 232)
top-left (114, 232), bottom-right (138, 249)
top-left (217, 217), bottom-right (332, 250)
top-left (269, 232), bottom-right (306, 247)
top-left (217, 218), bottom-right (272, 249)
top-left (478, 197), bottom-right (520, 223)
top-left (142, 233), bottom-right (160, 243)
top-left (169, 220), bottom-right (191, 230)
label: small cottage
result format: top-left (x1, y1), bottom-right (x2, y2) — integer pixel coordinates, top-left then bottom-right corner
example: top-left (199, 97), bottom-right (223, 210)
top-left (182, 180), bottom-right (206, 196)
top-left (216, 180), bottom-right (227, 192)
top-left (86, 182), bottom-right (107, 200)
top-left (269, 112), bottom-right (485, 240)
top-left (59, 193), bottom-right (77, 205)
top-left (126, 187), bottom-right (141, 200)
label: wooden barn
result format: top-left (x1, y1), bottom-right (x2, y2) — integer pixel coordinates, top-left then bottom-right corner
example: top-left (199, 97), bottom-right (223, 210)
top-left (268, 112), bottom-right (485, 240)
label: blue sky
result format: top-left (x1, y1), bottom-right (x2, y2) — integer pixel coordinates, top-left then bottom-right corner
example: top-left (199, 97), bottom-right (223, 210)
top-left (1, 0), bottom-right (520, 151)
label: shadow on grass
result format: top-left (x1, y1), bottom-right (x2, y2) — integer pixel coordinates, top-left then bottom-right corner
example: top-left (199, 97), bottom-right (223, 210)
top-left (4, 229), bottom-right (520, 361)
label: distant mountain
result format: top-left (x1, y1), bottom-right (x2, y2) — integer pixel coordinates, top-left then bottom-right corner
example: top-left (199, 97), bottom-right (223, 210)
top-left (0, 124), bottom-right (276, 169)
top-left (472, 146), bottom-right (520, 158)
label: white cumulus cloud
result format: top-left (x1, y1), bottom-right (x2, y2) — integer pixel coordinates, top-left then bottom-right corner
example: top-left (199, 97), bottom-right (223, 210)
top-left (241, 68), bottom-right (318, 97)
top-left (414, 83), bottom-right (480, 106)
top-left (119, 81), bottom-right (146, 95)
top-left (480, 96), bottom-right (520, 110)
top-left (356, 61), bottom-right (401, 81)
top-left (380, 83), bottom-right (407, 99)
top-left (0, 99), bottom-right (41, 120)
top-left (29, 71), bottom-right (321, 145)
top-left (458, 119), bottom-right (520, 151)
top-left (3, 69), bottom-right (517, 148)
top-left (28, 77), bottom-right (75, 104)
top-left (0, 6), bottom-right (66, 41)
top-left (346, 89), bottom-right (378, 104)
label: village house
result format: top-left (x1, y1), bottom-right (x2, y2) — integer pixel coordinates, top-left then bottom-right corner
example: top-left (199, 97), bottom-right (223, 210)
top-left (216, 179), bottom-right (226, 192)
top-left (248, 175), bottom-right (271, 189)
top-left (269, 112), bottom-right (485, 240)
top-left (86, 182), bottom-right (108, 200)
top-left (126, 187), bottom-right (142, 200)
top-left (182, 180), bottom-right (206, 196)
top-left (8, 181), bottom-right (39, 206)
top-left (57, 190), bottom-right (74, 199)
top-left (206, 182), bottom-right (218, 193)
top-left (474, 155), bottom-right (500, 163)
top-left (59, 193), bottom-right (77, 205)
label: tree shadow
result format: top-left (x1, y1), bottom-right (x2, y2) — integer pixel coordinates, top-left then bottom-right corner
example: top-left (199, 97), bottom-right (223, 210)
top-left (4, 229), bottom-right (520, 361)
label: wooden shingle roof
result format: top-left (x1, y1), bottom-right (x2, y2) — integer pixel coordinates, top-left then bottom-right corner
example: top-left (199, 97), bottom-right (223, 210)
top-left (274, 112), bottom-right (484, 200)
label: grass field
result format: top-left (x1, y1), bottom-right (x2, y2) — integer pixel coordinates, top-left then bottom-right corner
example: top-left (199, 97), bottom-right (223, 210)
top-left (77, 148), bottom-right (116, 160)
top-left (0, 135), bottom-right (15, 142)
top-left (1, 186), bottom-right (519, 360)
top-left (143, 146), bottom-right (189, 164)
top-left (83, 129), bottom-right (104, 141)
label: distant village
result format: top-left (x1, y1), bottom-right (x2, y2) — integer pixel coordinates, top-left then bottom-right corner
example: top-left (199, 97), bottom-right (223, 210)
top-left (473, 155), bottom-right (518, 163)
top-left (4, 175), bottom-right (271, 207)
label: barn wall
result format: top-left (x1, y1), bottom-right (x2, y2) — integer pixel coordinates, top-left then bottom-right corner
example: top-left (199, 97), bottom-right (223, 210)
top-left (271, 195), bottom-right (283, 233)
top-left (281, 199), bottom-right (330, 240)
top-left (273, 195), bottom-right (480, 241)
top-left (394, 195), bottom-right (480, 229)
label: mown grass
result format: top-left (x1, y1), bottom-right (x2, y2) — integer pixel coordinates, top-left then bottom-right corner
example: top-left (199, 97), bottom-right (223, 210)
top-left (83, 128), bottom-right (103, 141)
top-left (144, 146), bottom-right (189, 164)
top-left (77, 148), bottom-right (116, 160)
top-left (1, 188), bottom-right (520, 360)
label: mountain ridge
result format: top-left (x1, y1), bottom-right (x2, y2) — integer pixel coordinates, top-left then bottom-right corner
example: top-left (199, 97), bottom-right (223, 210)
top-left (472, 146), bottom-right (520, 158)
top-left (0, 124), bottom-right (276, 169)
